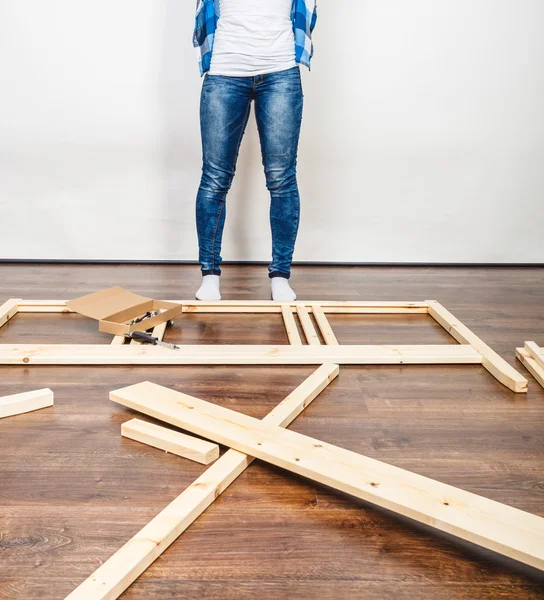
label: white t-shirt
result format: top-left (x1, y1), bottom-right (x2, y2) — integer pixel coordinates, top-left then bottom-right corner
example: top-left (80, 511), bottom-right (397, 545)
top-left (209, 0), bottom-right (296, 77)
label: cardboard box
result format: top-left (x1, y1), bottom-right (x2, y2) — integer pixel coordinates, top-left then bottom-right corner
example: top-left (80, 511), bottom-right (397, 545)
top-left (66, 286), bottom-right (183, 336)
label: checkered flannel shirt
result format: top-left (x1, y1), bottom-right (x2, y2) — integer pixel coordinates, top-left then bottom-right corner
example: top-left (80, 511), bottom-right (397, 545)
top-left (193, 0), bottom-right (318, 76)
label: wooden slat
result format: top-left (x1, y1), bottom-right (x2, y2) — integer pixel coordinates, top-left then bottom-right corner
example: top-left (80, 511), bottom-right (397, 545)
top-left (296, 306), bottom-right (321, 346)
top-left (281, 305), bottom-right (302, 345)
top-left (426, 300), bottom-right (528, 393)
top-left (0, 344), bottom-right (482, 366)
top-left (0, 388), bottom-right (54, 419)
top-left (180, 300), bottom-right (429, 314)
top-left (16, 299), bottom-right (430, 314)
top-left (122, 418), bottom-right (219, 464)
top-left (65, 363), bottom-right (339, 600)
top-left (110, 336), bottom-right (125, 345)
top-left (516, 347), bottom-right (544, 389)
top-left (524, 341), bottom-right (544, 370)
top-left (0, 299), bottom-right (20, 328)
top-left (312, 305), bottom-right (339, 345)
top-left (111, 381), bottom-right (544, 572)
top-left (17, 300), bottom-right (72, 313)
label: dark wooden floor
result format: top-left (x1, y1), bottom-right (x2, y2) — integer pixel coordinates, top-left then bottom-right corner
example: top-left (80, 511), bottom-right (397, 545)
top-left (1, 264), bottom-right (543, 600)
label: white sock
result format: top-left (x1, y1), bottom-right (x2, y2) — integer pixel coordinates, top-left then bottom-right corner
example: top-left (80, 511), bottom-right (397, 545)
top-left (271, 277), bottom-right (296, 301)
top-left (195, 275), bottom-right (221, 301)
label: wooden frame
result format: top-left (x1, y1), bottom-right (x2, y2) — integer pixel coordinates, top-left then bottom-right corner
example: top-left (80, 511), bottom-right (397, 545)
top-left (66, 364), bottom-right (339, 599)
top-left (0, 298), bottom-right (527, 392)
top-left (111, 380), bottom-right (544, 572)
top-left (516, 341), bottom-right (544, 389)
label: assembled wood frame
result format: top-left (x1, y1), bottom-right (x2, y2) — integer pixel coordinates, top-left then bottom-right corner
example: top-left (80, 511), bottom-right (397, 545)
top-left (0, 298), bottom-right (527, 392)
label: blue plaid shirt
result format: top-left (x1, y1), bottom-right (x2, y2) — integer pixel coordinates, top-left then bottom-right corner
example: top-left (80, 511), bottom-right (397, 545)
top-left (193, 0), bottom-right (317, 76)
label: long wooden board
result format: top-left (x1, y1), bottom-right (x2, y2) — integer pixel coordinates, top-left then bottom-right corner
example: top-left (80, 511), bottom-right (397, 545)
top-left (0, 344), bottom-right (481, 366)
top-left (65, 364), bottom-right (339, 599)
top-left (15, 299), bottom-right (429, 314)
top-left (111, 381), bottom-right (544, 572)
top-left (426, 300), bottom-right (528, 392)
top-left (122, 419), bottom-right (219, 464)
top-left (0, 388), bottom-right (54, 419)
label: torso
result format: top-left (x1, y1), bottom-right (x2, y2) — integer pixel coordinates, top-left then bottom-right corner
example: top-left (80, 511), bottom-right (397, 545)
top-left (208, 0), bottom-right (296, 77)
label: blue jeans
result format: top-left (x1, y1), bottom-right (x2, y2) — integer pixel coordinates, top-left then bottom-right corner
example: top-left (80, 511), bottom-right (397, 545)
top-left (196, 66), bottom-right (304, 279)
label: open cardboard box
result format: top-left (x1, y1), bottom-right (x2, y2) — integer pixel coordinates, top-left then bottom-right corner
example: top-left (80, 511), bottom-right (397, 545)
top-left (66, 286), bottom-right (183, 336)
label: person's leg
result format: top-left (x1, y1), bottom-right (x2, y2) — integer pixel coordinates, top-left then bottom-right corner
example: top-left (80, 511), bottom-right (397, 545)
top-left (254, 67), bottom-right (304, 301)
top-left (196, 74), bottom-right (252, 300)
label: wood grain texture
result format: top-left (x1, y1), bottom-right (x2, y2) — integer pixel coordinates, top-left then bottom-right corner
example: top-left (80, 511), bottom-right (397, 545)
top-left (66, 364), bottom-right (338, 599)
top-left (1, 263), bottom-right (543, 600)
top-left (110, 381), bottom-right (544, 572)
top-left (0, 343), bottom-right (482, 365)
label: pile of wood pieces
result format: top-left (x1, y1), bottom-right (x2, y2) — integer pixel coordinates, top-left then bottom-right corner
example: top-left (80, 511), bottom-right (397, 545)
top-left (1, 292), bottom-right (543, 600)
top-left (517, 341), bottom-right (544, 388)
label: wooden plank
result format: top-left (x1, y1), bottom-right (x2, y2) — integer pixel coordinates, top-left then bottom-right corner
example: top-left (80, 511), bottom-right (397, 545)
top-left (426, 300), bottom-right (528, 393)
top-left (0, 299), bottom-right (20, 328)
top-left (181, 300), bottom-right (429, 314)
top-left (17, 300), bottom-right (72, 313)
top-left (110, 336), bottom-right (125, 345)
top-left (111, 381), bottom-right (544, 572)
top-left (65, 363), bottom-right (339, 600)
top-left (296, 306), bottom-right (320, 346)
top-left (516, 348), bottom-right (544, 389)
top-left (281, 305), bottom-right (302, 345)
top-left (312, 305), bottom-right (339, 345)
top-left (0, 388), bottom-right (54, 419)
top-left (122, 418), bottom-right (219, 464)
top-left (0, 344), bottom-right (482, 366)
top-left (16, 299), bottom-right (429, 314)
top-left (524, 341), bottom-right (544, 370)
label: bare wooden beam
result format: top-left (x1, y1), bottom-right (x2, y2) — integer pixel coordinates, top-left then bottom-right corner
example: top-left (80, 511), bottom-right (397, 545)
top-left (111, 381), bottom-right (544, 572)
top-left (0, 343), bottom-right (482, 366)
top-left (180, 300), bottom-right (429, 314)
top-left (0, 388), bottom-right (54, 419)
top-left (516, 347), bottom-right (544, 389)
top-left (16, 299), bottom-right (429, 314)
top-left (65, 364), bottom-right (339, 600)
top-left (17, 300), bottom-right (72, 313)
top-left (122, 418), bottom-right (219, 464)
top-left (0, 299), bottom-right (20, 328)
top-left (281, 305), bottom-right (302, 345)
top-left (312, 305), bottom-right (339, 345)
top-left (296, 306), bottom-right (320, 346)
top-left (426, 300), bottom-right (528, 393)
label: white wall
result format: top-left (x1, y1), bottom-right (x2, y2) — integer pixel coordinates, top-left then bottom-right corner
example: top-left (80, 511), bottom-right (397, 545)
top-left (1, 0), bottom-right (543, 262)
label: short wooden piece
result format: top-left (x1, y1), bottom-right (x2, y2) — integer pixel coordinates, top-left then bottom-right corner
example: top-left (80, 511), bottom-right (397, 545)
top-left (427, 300), bottom-right (528, 393)
top-left (122, 418), bottom-right (219, 464)
top-left (0, 388), bottom-right (54, 419)
top-left (0, 343), bottom-right (482, 365)
top-left (0, 298), bottom-right (20, 329)
top-left (296, 306), bottom-right (321, 345)
top-left (65, 364), bottom-right (339, 600)
top-left (111, 381), bottom-right (544, 572)
top-left (516, 347), bottom-right (544, 389)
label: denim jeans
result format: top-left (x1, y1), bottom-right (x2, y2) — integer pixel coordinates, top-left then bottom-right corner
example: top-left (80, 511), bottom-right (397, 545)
top-left (196, 66), bottom-right (304, 279)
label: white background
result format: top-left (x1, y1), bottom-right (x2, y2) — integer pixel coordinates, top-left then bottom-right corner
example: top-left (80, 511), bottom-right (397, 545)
top-left (1, 0), bottom-right (543, 262)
